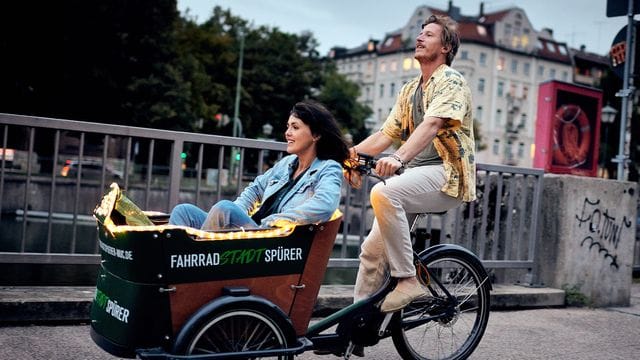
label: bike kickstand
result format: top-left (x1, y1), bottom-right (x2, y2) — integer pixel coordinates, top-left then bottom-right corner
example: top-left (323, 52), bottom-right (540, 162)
top-left (378, 312), bottom-right (394, 336)
top-left (344, 342), bottom-right (355, 360)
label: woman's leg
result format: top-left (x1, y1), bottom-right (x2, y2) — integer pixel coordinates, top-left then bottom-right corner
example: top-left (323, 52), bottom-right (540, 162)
top-left (168, 204), bottom-right (207, 228)
top-left (201, 200), bottom-right (258, 230)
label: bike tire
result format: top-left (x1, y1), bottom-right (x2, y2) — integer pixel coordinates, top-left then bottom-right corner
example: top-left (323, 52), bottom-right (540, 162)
top-left (391, 249), bottom-right (491, 360)
top-left (174, 304), bottom-right (293, 360)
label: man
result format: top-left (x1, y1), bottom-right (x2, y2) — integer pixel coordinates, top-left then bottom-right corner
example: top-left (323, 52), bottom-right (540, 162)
top-left (351, 14), bottom-right (476, 313)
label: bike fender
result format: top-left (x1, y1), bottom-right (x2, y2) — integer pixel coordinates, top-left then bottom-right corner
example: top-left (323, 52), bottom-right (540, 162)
top-left (172, 291), bottom-right (296, 353)
top-left (419, 244), bottom-right (493, 290)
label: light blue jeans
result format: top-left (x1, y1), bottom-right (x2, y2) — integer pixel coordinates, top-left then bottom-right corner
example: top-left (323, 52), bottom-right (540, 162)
top-left (168, 200), bottom-right (258, 230)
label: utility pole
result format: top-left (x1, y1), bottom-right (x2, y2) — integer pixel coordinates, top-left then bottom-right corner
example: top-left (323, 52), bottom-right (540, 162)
top-left (613, 0), bottom-right (636, 180)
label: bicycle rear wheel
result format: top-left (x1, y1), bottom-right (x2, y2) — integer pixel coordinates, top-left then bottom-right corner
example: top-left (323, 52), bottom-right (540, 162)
top-left (391, 249), bottom-right (491, 360)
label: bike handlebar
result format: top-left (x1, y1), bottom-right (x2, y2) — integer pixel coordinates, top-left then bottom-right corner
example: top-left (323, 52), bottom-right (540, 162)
top-left (349, 152), bottom-right (402, 184)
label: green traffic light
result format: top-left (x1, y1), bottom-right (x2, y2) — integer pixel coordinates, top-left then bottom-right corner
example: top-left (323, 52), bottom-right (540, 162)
top-left (235, 153), bottom-right (241, 161)
top-left (180, 152), bottom-right (187, 159)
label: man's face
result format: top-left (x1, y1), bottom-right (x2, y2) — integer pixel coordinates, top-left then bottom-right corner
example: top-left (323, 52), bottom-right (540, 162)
top-left (415, 22), bottom-right (446, 63)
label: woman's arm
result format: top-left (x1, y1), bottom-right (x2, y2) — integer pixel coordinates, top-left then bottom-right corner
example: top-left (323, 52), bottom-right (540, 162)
top-left (233, 161), bottom-right (281, 215)
top-left (260, 160), bottom-right (343, 227)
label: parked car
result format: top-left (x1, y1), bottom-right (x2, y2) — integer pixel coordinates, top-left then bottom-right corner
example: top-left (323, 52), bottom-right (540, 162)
top-left (60, 160), bottom-right (123, 180)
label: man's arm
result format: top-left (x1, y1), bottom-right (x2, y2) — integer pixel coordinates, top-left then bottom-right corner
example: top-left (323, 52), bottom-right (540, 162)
top-left (351, 131), bottom-right (394, 158)
top-left (375, 116), bottom-right (445, 177)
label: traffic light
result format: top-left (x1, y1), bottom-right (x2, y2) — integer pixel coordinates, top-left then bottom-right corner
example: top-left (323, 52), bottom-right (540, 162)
top-left (180, 152), bottom-right (187, 170)
top-left (235, 152), bottom-right (241, 162)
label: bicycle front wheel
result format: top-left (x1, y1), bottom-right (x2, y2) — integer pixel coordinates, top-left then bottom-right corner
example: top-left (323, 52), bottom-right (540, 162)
top-left (177, 307), bottom-right (292, 359)
top-left (391, 249), bottom-right (491, 360)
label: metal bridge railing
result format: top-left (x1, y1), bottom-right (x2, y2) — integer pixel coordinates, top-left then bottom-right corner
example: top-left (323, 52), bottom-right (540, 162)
top-left (0, 113), bottom-right (544, 276)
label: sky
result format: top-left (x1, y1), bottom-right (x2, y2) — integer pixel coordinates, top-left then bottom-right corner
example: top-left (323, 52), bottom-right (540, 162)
top-left (177, 0), bottom-right (632, 57)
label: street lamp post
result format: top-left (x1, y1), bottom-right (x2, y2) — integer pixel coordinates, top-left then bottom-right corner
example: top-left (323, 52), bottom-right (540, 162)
top-left (231, 30), bottom-right (245, 184)
top-left (600, 104), bottom-right (618, 178)
top-left (233, 31), bottom-right (245, 138)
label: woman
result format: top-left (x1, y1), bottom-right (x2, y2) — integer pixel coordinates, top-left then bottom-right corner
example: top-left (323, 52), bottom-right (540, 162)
top-left (169, 100), bottom-right (352, 230)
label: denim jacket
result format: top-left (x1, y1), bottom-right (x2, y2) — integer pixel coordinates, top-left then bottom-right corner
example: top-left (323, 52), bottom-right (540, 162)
top-left (234, 155), bottom-right (343, 227)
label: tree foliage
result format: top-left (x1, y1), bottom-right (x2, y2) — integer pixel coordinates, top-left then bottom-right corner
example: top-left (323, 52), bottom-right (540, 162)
top-left (0, 2), bottom-right (369, 143)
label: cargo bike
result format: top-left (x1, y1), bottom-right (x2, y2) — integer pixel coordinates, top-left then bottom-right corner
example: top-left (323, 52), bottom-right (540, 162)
top-left (90, 154), bottom-right (491, 359)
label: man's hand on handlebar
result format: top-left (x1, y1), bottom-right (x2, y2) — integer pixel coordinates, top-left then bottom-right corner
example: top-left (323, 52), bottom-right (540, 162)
top-left (375, 156), bottom-right (403, 177)
top-left (344, 153), bottom-right (403, 187)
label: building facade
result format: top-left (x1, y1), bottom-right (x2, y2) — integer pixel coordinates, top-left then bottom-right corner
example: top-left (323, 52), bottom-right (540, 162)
top-left (329, 2), bottom-right (607, 167)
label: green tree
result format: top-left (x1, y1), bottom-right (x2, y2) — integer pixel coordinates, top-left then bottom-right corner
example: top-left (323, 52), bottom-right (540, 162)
top-left (317, 68), bottom-right (373, 143)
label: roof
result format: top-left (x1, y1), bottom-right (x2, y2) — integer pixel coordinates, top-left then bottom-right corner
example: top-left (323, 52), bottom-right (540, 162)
top-left (378, 33), bottom-right (405, 54)
top-left (457, 22), bottom-right (495, 46)
top-left (534, 38), bottom-right (572, 64)
top-left (571, 48), bottom-right (610, 66)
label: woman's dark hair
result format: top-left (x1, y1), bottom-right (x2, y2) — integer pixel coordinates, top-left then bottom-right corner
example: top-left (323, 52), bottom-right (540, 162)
top-left (290, 100), bottom-right (358, 186)
top-left (290, 100), bottom-right (349, 163)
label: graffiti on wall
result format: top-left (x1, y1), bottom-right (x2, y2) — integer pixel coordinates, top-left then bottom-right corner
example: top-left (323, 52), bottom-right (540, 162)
top-left (575, 197), bottom-right (633, 270)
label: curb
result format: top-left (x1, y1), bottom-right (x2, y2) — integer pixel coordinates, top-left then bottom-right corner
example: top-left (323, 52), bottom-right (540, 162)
top-left (0, 284), bottom-right (566, 323)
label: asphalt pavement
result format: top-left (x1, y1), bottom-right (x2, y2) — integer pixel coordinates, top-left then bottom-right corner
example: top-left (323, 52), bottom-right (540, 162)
top-left (0, 282), bottom-right (638, 359)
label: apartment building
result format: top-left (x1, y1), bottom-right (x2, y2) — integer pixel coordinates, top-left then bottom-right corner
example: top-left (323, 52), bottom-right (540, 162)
top-left (329, 2), bottom-right (606, 167)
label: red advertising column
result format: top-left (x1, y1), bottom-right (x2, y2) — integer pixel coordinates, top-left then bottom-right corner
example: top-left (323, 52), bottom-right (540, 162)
top-left (533, 80), bottom-right (603, 177)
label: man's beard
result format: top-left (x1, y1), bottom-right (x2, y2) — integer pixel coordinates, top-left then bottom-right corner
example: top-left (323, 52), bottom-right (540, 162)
top-left (414, 51), bottom-right (438, 64)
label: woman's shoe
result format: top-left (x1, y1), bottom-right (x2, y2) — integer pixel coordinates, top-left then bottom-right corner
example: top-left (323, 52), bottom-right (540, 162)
top-left (380, 285), bottom-right (425, 313)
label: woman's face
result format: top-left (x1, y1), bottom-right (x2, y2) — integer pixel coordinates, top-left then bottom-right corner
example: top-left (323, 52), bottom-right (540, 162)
top-left (285, 115), bottom-right (317, 156)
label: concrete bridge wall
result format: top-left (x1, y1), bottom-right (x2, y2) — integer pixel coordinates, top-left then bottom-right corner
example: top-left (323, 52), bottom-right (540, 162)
top-left (537, 174), bottom-right (638, 306)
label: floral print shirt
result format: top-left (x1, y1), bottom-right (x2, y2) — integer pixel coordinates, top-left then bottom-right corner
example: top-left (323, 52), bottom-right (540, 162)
top-left (380, 64), bottom-right (476, 201)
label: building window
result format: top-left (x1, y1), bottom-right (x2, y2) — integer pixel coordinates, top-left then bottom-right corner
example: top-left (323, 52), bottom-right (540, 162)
top-left (493, 139), bottom-right (500, 155)
top-left (379, 84), bottom-right (385, 98)
top-left (522, 86), bottom-right (529, 100)
top-left (509, 83), bottom-right (517, 97)
top-left (562, 71), bottom-right (568, 81)
top-left (390, 82), bottom-right (396, 97)
top-left (520, 113), bottom-right (527, 129)
top-left (496, 109), bottom-right (502, 125)
top-left (380, 61), bottom-right (387, 73)
top-left (403, 58), bottom-right (413, 70)
top-left (505, 141), bottom-right (513, 160)
top-left (497, 81), bottom-right (504, 97)
top-left (550, 68), bottom-right (556, 79)
top-left (504, 23), bottom-right (512, 37)
top-left (377, 108), bottom-right (382, 121)
top-left (497, 57), bottom-right (505, 71)
top-left (537, 65), bottom-right (544, 77)
top-left (476, 106), bottom-right (483, 122)
top-left (460, 50), bottom-right (468, 60)
top-left (511, 59), bottom-right (518, 74)
top-left (478, 78), bottom-right (485, 93)
top-left (390, 61), bottom-right (397, 72)
top-left (365, 86), bottom-right (371, 100)
top-left (524, 62), bottom-right (530, 76)
top-left (518, 142), bottom-right (525, 158)
top-left (479, 52), bottom-right (487, 66)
